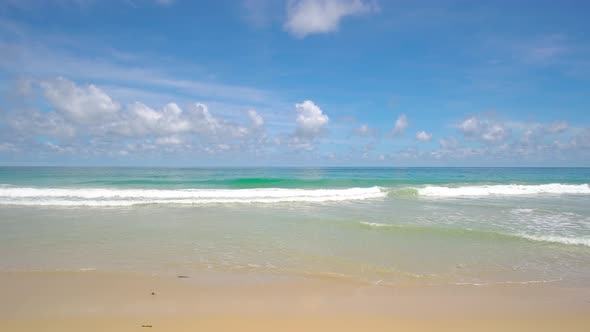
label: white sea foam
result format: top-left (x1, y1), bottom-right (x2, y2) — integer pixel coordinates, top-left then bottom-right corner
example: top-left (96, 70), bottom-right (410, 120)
top-left (358, 221), bottom-right (590, 247)
top-left (359, 221), bottom-right (393, 228)
top-left (512, 208), bottom-right (534, 213)
top-left (0, 186), bottom-right (386, 206)
top-left (519, 234), bottom-right (590, 247)
top-left (417, 183), bottom-right (590, 197)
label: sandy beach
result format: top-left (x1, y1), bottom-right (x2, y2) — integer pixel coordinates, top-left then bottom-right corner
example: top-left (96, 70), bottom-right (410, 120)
top-left (2, 270), bottom-right (589, 331)
top-left (1, 168), bottom-right (590, 331)
top-left (2, 0), bottom-right (590, 328)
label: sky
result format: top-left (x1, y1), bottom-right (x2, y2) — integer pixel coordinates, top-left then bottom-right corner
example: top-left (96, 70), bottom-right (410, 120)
top-left (0, 0), bottom-right (589, 166)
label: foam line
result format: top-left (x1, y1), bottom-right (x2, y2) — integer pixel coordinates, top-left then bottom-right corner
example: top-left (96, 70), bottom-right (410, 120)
top-left (416, 183), bottom-right (590, 197)
top-left (0, 186), bottom-right (387, 206)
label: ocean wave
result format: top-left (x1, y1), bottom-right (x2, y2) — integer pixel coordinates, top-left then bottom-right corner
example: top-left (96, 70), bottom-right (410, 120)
top-left (415, 183), bottom-right (590, 197)
top-left (0, 186), bottom-right (387, 206)
top-left (357, 222), bottom-right (590, 247)
top-left (518, 234), bottom-right (590, 247)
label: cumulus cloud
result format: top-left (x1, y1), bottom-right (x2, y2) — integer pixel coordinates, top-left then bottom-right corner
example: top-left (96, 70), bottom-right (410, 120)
top-left (392, 114), bottom-right (408, 135)
top-left (111, 102), bottom-right (190, 136)
top-left (457, 115), bottom-right (510, 143)
top-left (284, 0), bottom-right (379, 38)
top-left (459, 116), bottom-right (570, 147)
top-left (41, 77), bottom-right (121, 125)
top-left (295, 100), bottom-right (329, 137)
top-left (6, 77), bottom-right (269, 157)
top-left (4, 76), bottom-right (588, 165)
top-left (187, 103), bottom-right (224, 135)
top-left (416, 130), bottom-right (432, 142)
top-left (420, 116), bottom-right (586, 164)
top-left (482, 124), bottom-right (508, 142)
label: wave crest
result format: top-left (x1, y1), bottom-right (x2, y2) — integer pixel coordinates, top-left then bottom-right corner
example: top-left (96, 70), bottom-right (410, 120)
top-left (357, 222), bottom-right (589, 247)
top-left (0, 186), bottom-right (386, 206)
top-left (416, 183), bottom-right (590, 197)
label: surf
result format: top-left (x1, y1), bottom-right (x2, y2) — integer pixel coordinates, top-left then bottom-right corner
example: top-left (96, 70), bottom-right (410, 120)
top-left (356, 222), bottom-right (590, 247)
top-left (0, 186), bottom-right (387, 206)
top-left (413, 183), bottom-right (590, 197)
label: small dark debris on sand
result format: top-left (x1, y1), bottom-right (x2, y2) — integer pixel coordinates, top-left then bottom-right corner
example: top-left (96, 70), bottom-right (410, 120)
top-left (177, 275), bottom-right (190, 278)
top-left (141, 325), bottom-right (152, 328)
top-left (151, 292), bottom-right (156, 295)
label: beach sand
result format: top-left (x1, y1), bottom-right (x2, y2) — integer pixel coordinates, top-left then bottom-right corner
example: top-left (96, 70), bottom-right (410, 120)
top-left (1, 270), bottom-right (589, 331)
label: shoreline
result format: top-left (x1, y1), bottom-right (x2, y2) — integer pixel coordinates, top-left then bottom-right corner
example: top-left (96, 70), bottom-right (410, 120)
top-left (2, 270), bottom-right (589, 331)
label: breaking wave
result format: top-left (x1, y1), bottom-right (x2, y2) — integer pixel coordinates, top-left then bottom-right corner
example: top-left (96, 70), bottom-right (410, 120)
top-left (0, 186), bottom-right (387, 206)
top-left (357, 222), bottom-right (590, 247)
top-left (415, 183), bottom-right (590, 197)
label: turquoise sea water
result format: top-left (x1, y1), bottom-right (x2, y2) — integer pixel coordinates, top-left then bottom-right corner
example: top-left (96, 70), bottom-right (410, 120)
top-left (1, 167), bottom-right (589, 188)
top-left (0, 167), bottom-right (589, 287)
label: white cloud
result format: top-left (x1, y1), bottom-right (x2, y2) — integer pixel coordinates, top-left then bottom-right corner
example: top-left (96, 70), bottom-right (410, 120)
top-left (353, 124), bottom-right (376, 137)
top-left (546, 120), bottom-right (568, 134)
top-left (185, 103), bottom-right (253, 139)
top-left (187, 103), bottom-right (223, 135)
top-left (482, 124), bottom-right (508, 142)
top-left (248, 109), bottom-right (264, 128)
top-left (112, 101), bottom-right (251, 140)
top-left (416, 130), bottom-right (432, 142)
top-left (284, 0), bottom-right (379, 38)
top-left (155, 135), bottom-right (183, 145)
top-left (422, 116), bottom-right (588, 164)
top-left (9, 109), bottom-right (77, 138)
top-left (0, 142), bottom-right (18, 152)
top-left (458, 115), bottom-right (510, 142)
top-left (392, 114), bottom-right (408, 135)
top-left (112, 102), bottom-right (191, 136)
top-left (41, 77), bottom-right (121, 125)
top-left (458, 116), bottom-right (479, 135)
top-left (295, 100), bottom-right (329, 137)
top-left (6, 77), bottom-right (272, 158)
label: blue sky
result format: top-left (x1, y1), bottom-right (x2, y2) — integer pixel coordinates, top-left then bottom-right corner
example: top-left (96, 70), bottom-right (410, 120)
top-left (0, 0), bottom-right (589, 166)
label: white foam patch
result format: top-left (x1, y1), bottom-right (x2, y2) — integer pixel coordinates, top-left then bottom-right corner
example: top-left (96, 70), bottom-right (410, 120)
top-left (417, 183), bottom-right (590, 197)
top-left (0, 186), bottom-right (386, 206)
top-left (512, 208), bottom-right (534, 213)
top-left (519, 234), bottom-right (590, 247)
top-left (359, 221), bottom-right (392, 228)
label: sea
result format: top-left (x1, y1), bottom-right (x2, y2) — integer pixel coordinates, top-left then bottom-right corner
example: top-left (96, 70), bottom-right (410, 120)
top-left (0, 167), bottom-right (588, 287)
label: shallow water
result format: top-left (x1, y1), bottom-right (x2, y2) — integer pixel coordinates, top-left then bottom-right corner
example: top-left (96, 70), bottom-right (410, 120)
top-left (0, 167), bottom-right (588, 287)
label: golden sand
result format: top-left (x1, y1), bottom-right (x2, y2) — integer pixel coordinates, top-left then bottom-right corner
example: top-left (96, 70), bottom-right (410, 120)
top-left (1, 270), bottom-right (589, 331)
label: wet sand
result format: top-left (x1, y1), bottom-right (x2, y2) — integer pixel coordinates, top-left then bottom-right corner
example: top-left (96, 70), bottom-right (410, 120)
top-left (1, 270), bottom-right (589, 331)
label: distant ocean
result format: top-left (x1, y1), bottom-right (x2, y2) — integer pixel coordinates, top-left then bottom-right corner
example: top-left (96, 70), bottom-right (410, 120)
top-left (0, 167), bottom-right (589, 287)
